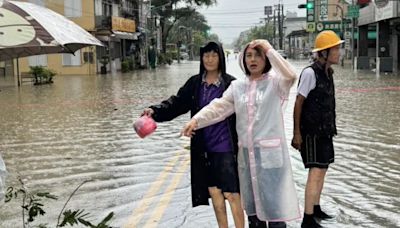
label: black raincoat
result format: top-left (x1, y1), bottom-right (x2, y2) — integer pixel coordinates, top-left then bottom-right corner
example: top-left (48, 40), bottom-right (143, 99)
top-left (149, 42), bottom-right (238, 207)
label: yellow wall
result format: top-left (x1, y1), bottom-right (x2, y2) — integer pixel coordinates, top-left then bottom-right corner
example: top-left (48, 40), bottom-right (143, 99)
top-left (16, 0), bottom-right (98, 76)
top-left (17, 47), bottom-right (97, 76)
top-left (44, 0), bottom-right (95, 31)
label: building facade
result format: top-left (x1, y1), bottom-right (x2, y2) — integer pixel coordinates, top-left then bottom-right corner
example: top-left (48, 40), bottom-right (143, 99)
top-left (14, 0), bottom-right (143, 76)
top-left (357, 0), bottom-right (400, 73)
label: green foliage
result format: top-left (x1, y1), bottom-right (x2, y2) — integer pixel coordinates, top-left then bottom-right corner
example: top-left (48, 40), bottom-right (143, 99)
top-left (28, 66), bottom-right (56, 84)
top-left (100, 56), bottom-right (109, 66)
top-left (151, 0), bottom-right (216, 53)
top-left (158, 52), bottom-right (173, 65)
top-left (5, 177), bottom-right (114, 228)
top-left (121, 60), bottom-right (130, 73)
top-left (233, 23), bottom-right (274, 51)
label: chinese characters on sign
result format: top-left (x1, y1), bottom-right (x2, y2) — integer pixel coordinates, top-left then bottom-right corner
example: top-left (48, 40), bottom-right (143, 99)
top-left (319, 0), bottom-right (329, 21)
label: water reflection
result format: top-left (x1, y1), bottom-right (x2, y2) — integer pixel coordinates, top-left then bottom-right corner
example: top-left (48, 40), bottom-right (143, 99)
top-left (0, 61), bottom-right (399, 227)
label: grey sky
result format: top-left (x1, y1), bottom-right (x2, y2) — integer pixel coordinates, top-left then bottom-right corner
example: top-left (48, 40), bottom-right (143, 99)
top-left (199, 0), bottom-right (306, 45)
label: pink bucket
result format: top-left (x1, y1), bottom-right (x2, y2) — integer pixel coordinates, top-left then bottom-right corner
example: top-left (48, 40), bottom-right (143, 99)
top-left (133, 115), bottom-right (157, 138)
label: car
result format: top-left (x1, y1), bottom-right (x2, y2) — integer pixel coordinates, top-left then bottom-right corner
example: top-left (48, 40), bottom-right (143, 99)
top-left (179, 52), bottom-right (189, 60)
top-left (276, 49), bottom-right (288, 59)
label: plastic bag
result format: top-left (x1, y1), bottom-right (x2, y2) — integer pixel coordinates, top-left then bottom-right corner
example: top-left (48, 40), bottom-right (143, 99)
top-left (0, 154), bottom-right (7, 202)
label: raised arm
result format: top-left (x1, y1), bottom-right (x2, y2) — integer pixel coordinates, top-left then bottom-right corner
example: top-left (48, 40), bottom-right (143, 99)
top-left (249, 40), bottom-right (297, 97)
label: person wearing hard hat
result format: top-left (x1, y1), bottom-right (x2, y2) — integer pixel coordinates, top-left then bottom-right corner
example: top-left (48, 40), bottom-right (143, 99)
top-left (291, 30), bottom-right (344, 228)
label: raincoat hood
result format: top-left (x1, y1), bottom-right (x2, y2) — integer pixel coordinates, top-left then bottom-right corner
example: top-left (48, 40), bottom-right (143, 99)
top-left (199, 41), bottom-right (226, 76)
top-left (238, 42), bottom-right (271, 76)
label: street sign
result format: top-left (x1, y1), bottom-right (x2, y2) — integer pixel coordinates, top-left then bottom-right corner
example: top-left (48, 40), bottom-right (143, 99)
top-left (345, 38), bottom-right (350, 50)
top-left (264, 6), bottom-right (272, 15)
top-left (317, 22), bottom-right (324, 31)
top-left (347, 5), bottom-right (360, 18)
top-left (316, 20), bottom-right (352, 32)
top-left (306, 22), bottom-right (316, 32)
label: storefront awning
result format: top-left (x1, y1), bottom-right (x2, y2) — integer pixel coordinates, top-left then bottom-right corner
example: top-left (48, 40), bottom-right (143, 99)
top-left (112, 31), bottom-right (140, 40)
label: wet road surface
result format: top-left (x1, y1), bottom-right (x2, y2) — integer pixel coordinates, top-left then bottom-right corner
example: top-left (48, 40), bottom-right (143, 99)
top-left (0, 58), bottom-right (399, 227)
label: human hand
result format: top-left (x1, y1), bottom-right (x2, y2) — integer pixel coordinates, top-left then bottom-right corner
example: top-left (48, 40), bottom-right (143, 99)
top-left (249, 39), bottom-right (273, 55)
top-left (142, 108), bottom-right (154, 117)
top-left (181, 119), bottom-right (198, 138)
top-left (291, 133), bottom-right (302, 150)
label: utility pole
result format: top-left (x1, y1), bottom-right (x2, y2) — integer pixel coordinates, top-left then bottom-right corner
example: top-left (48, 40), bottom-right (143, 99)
top-left (278, 4), bottom-right (281, 49)
top-left (351, 0), bottom-right (355, 71)
top-left (273, 8), bottom-right (276, 47)
top-left (279, 3), bottom-right (284, 49)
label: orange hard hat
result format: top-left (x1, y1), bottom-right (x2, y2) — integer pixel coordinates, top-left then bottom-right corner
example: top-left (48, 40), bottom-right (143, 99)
top-left (312, 30), bottom-right (344, 52)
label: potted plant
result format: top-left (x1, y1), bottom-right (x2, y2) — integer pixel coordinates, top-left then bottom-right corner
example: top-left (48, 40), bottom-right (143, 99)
top-left (100, 55), bottom-right (109, 74)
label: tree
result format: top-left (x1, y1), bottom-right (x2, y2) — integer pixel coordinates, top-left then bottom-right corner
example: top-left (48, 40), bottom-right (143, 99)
top-left (232, 23), bottom-right (274, 51)
top-left (151, 0), bottom-right (216, 53)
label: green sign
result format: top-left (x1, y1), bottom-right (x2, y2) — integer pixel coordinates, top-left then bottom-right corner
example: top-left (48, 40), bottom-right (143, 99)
top-left (347, 5), bottom-right (360, 18)
top-left (316, 20), bottom-right (352, 33)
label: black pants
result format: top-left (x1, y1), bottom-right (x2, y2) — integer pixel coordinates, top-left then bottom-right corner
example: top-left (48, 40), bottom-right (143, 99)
top-left (248, 215), bottom-right (286, 228)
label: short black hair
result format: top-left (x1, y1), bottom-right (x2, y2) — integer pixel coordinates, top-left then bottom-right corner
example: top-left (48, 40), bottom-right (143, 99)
top-left (201, 42), bottom-right (220, 54)
top-left (199, 41), bottom-right (226, 75)
top-left (242, 45), bottom-right (271, 75)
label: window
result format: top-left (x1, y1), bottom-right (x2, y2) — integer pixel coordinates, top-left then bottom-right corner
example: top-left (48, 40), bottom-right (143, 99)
top-left (28, 55), bottom-right (47, 66)
top-left (102, 0), bottom-right (112, 16)
top-left (64, 0), bottom-right (82, 18)
top-left (62, 50), bottom-right (81, 66)
top-left (95, 0), bottom-right (102, 16)
top-left (28, 0), bottom-right (45, 6)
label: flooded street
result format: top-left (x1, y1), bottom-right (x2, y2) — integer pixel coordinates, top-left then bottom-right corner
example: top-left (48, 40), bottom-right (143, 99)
top-left (0, 59), bottom-right (399, 228)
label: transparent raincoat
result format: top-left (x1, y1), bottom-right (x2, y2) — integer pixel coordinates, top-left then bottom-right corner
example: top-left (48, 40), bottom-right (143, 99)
top-left (193, 47), bottom-right (300, 222)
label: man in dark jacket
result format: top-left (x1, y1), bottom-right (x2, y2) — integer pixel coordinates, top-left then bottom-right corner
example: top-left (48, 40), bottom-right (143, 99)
top-left (142, 41), bottom-right (244, 228)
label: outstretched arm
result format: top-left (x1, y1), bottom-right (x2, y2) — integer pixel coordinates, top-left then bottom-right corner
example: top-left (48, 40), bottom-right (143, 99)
top-left (143, 78), bottom-right (193, 122)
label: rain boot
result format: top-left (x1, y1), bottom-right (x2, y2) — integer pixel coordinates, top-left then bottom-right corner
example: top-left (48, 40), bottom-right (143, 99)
top-left (248, 215), bottom-right (267, 228)
top-left (301, 213), bottom-right (322, 228)
top-left (313, 205), bottom-right (333, 220)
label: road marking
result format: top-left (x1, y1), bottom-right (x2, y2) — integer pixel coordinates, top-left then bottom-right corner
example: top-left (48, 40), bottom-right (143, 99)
top-left (123, 150), bottom-right (184, 228)
top-left (143, 157), bottom-right (190, 228)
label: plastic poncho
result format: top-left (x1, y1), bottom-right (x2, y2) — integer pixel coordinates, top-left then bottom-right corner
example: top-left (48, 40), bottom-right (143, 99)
top-left (192, 46), bottom-right (300, 222)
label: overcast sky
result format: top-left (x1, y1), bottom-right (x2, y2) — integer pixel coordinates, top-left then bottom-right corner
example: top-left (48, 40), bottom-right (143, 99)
top-left (198, 0), bottom-right (306, 45)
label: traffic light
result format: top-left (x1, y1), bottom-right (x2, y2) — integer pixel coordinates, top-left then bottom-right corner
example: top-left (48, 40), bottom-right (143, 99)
top-left (298, 3), bottom-right (314, 9)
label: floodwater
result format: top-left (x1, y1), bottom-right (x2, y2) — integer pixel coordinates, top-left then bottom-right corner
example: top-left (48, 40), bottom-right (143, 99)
top-left (0, 58), bottom-right (399, 228)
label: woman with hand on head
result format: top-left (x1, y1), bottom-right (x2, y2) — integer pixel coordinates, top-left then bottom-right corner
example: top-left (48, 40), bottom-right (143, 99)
top-left (182, 39), bottom-right (300, 228)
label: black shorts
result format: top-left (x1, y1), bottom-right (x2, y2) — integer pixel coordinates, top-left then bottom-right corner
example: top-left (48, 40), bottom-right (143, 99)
top-left (205, 151), bottom-right (240, 193)
top-left (300, 135), bottom-right (335, 169)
